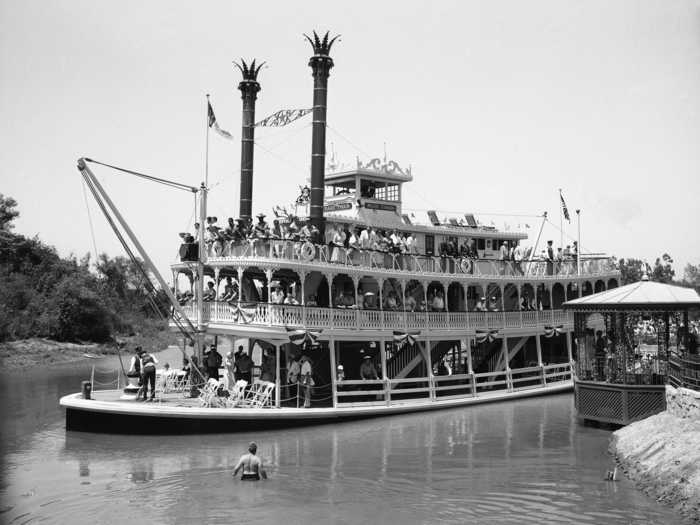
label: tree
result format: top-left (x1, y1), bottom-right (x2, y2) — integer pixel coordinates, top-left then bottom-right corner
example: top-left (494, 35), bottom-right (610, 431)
top-left (617, 258), bottom-right (646, 285)
top-left (0, 194), bottom-right (19, 232)
top-left (651, 253), bottom-right (675, 284)
top-left (682, 263), bottom-right (700, 293)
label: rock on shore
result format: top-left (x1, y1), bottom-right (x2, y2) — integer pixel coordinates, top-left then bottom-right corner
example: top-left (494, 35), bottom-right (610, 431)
top-left (610, 386), bottom-right (700, 522)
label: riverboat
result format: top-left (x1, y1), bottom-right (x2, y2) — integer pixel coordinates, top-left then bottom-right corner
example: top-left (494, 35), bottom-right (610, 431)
top-left (61, 31), bottom-right (620, 433)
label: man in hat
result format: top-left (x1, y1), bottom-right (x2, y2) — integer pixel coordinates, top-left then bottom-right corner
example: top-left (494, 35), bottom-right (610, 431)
top-left (139, 348), bottom-right (159, 401)
top-left (475, 296), bottom-right (486, 312)
top-left (299, 355), bottom-right (314, 408)
top-left (254, 213), bottom-right (269, 256)
top-left (233, 442), bottom-right (267, 481)
top-left (202, 281), bottom-right (216, 302)
top-left (360, 353), bottom-right (378, 380)
top-left (235, 348), bottom-right (254, 385)
top-left (336, 364), bottom-right (345, 381)
top-left (546, 240), bottom-right (555, 276)
top-left (204, 344), bottom-right (222, 381)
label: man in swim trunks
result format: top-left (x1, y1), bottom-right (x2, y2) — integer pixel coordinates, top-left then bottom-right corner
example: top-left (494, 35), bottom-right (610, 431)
top-left (233, 442), bottom-right (267, 481)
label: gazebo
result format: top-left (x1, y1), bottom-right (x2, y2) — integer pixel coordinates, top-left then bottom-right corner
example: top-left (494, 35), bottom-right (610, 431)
top-left (563, 275), bottom-right (700, 425)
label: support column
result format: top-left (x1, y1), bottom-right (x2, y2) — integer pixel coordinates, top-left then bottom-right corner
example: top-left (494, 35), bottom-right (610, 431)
top-left (380, 339), bottom-right (390, 406)
top-left (275, 343), bottom-right (281, 408)
top-left (425, 337), bottom-right (434, 400)
top-left (236, 268), bottom-right (243, 308)
top-left (536, 333), bottom-right (545, 385)
top-left (566, 331), bottom-right (573, 363)
top-left (502, 336), bottom-right (512, 390)
top-left (329, 336), bottom-right (337, 408)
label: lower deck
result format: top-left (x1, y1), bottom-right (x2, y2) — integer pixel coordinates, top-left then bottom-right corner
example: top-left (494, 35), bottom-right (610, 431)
top-left (61, 374), bottom-right (573, 433)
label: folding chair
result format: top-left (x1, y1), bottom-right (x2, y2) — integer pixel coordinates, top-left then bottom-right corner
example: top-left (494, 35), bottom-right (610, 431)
top-left (198, 379), bottom-right (223, 407)
top-left (239, 380), bottom-right (275, 408)
top-left (225, 380), bottom-right (248, 407)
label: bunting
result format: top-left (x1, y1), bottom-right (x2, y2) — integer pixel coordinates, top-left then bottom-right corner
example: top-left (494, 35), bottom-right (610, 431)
top-left (228, 302), bottom-right (255, 324)
top-left (475, 329), bottom-right (499, 344)
top-left (543, 325), bottom-right (564, 338)
top-left (285, 326), bottom-right (323, 346)
top-left (255, 108), bottom-right (312, 127)
top-left (393, 330), bottom-right (420, 349)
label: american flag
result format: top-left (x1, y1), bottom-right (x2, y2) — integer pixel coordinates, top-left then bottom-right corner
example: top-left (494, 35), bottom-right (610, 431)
top-left (560, 191), bottom-right (571, 223)
top-left (207, 100), bottom-right (233, 140)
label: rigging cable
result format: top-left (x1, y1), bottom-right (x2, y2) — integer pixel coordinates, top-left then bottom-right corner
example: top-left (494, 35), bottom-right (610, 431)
top-left (83, 158), bottom-right (198, 193)
top-left (80, 177), bottom-right (100, 264)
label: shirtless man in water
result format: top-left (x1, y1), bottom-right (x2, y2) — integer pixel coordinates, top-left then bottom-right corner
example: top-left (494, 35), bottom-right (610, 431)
top-left (233, 442), bottom-right (267, 481)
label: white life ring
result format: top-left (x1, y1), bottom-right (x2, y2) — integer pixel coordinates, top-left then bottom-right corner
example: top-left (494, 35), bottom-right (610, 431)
top-left (459, 258), bottom-right (472, 273)
top-left (300, 241), bottom-right (316, 262)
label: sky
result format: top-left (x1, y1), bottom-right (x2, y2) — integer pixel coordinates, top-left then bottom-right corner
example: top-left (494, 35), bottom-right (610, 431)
top-left (1, 0), bottom-right (699, 281)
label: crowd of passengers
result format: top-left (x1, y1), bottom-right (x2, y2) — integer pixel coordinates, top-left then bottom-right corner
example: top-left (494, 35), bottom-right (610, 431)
top-left (177, 275), bottom-right (549, 313)
top-left (179, 214), bottom-right (580, 276)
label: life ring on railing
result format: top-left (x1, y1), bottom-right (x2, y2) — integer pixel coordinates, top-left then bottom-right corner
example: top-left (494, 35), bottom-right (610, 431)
top-left (459, 258), bottom-right (472, 274)
top-left (300, 241), bottom-right (316, 262)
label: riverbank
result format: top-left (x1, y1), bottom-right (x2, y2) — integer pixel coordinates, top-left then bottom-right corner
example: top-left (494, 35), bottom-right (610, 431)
top-left (0, 327), bottom-right (177, 370)
top-left (611, 386), bottom-right (700, 522)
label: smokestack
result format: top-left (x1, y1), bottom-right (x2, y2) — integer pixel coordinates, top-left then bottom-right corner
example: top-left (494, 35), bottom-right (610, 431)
top-left (305, 31), bottom-right (340, 235)
top-left (235, 59), bottom-right (264, 221)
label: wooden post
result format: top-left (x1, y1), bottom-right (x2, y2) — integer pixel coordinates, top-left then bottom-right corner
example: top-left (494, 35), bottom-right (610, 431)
top-left (502, 336), bottom-right (512, 390)
top-left (275, 343), bottom-right (281, 408)
top-left (380, 339), bottom-right (390, 406)
top-left (536, 333), bottom-right (545, 386)
top-left (566, 331), bottom-right (573, 363)
top-left (425, 337), bottom-right (434, 400)
top-left (329, 336), bottom-right (337, 408)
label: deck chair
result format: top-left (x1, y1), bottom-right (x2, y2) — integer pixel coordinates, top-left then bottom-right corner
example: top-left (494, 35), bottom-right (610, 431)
top-left (225, 380), bottom-right (248, 407)
top-left (240, 380), bottom-right (275, 408)
top-left (198, 378), bottom-right (223, 408)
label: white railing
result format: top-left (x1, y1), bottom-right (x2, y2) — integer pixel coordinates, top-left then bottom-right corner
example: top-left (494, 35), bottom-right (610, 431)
top-left (183, 302), bottom-right (573, 332)
top-left (190, 239), bottom-right (618, 280)
top-left (334, 363), bottom-right (573, 408)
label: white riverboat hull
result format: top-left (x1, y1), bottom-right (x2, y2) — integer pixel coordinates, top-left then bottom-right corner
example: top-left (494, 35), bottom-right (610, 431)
top-left (61, 379), bottom-right (572, 434)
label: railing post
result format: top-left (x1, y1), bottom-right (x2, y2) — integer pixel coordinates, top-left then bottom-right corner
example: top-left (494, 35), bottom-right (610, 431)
top-left (329, 336), bottom-right (337, 408)
top-left (381, 339), bottom-right (390, 406)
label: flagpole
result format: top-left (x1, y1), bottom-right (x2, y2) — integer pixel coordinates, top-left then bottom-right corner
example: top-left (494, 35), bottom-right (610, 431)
top-left (205, 94), bottom-right (210, 188)
top-left (559, 188), bottom-right (563, 249)
top-left (576, 209), bottom-right (581, 277)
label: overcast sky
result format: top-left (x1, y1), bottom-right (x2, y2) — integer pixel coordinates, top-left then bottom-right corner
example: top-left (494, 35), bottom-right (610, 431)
top-left (1, 0), bottom-right (699, 280)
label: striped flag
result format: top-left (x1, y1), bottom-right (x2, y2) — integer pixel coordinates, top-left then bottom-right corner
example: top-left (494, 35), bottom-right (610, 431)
top-left (208, 101), bottom-right (233, 140)
top-left (560, 191), bottom-right (571, 223)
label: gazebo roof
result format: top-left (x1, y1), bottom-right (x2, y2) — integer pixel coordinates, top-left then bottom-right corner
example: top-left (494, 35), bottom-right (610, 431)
top-left (563, 278), bottom-right (700, 312)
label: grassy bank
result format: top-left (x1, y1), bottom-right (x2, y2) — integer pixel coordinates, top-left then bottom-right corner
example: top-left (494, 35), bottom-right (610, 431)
top-left (0, 321), bottom-right (178, 370)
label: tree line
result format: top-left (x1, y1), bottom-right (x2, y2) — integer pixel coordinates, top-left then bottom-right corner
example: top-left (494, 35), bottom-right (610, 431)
top-left (0, 194), bottom-right (168, 343)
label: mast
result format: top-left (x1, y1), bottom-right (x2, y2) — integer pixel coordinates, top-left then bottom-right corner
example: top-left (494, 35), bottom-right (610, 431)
top-left (526, 212), bottom-right (547, 275)
top-left (235, 59), bottom-right (264, 221)
top-left (305, 30), bottom-right (340, 236)
top-left (196, 183), bottom-right (207, 360)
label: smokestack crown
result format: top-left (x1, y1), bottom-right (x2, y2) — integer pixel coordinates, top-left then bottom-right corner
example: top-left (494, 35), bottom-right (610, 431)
top-left (304, 30), bottom-right (340, 56)
top-left (234, 59), bottom-right (264, 96)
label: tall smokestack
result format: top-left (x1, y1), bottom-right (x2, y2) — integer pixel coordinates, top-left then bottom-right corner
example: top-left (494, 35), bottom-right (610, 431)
top-left (305, 31), bottom-right (340, 235)
top-left (235, 59), bottom-right (264, 221)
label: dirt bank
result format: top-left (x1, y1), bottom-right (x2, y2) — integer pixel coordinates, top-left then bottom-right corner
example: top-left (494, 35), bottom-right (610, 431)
top-left (610, 387), bottom-right (700, 522)
top-left (0, 331), bottom-right (177, 370)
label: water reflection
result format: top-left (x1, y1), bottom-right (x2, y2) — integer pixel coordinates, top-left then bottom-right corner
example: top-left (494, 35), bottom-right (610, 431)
top-left (0, 357), bottom-right (686, 524)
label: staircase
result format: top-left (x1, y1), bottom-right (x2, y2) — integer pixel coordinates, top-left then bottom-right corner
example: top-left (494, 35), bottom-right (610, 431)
top-left (386, 340), bottom-right (458, 379)
top-left (472, 340), bottom-right (502, 374)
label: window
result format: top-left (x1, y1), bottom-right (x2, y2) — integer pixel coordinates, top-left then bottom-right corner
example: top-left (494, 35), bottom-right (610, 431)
top-left (477, 238), bottom-right (485, 250)
top-left (361, 180), bottom-right (399, 201)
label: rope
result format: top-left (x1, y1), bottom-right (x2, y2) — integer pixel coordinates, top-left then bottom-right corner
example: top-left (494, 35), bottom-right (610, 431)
top-left (84, 158), bottom-right (198, 193)
top-left (80, 178), bottom-right (99, 263)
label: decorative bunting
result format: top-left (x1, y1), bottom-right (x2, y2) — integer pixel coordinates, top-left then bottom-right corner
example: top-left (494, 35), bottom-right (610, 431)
top-left (228, 302), bottom-right (255, 324)
top-left (255, 108), bottom-right (312, 127)
top-left (543, 325), bottom-right (564, 338)
top-left (475, 329), bottom-right (499, 344)
top-left (393, 330), bottom-right (420, 349)
top-left (285, 326), bottom-right (322, 346)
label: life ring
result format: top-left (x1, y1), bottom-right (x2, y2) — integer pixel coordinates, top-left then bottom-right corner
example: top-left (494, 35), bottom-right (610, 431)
top-left (459, 258), bottom-right (472, 273)
top-left (300, 241), bottom-right (316, 262)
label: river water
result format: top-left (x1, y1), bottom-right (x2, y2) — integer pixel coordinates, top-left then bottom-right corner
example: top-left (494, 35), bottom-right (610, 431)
top-left (0, 348), bottom-right (684, 524)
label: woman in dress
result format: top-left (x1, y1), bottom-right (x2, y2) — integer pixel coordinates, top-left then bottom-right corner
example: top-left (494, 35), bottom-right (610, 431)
top-left (330, 225), bottom-right (344, 264)
top-left (224, 351), bottom-right (236, 389)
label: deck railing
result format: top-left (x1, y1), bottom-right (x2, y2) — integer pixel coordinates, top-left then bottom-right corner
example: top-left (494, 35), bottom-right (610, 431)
top-left (181, 302), bottom-right (573, 332)
top-left (335, 364), bottom-right (573, 408)
top-left (187, 239), bottom-right (617, 280)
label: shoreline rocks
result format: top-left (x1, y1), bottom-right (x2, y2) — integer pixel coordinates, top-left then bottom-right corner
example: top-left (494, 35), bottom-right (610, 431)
top-left (610, 386), bottom-right (700, 522)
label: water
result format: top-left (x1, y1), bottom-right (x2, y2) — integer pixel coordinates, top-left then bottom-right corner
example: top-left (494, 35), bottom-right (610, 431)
top-left (0, 349), bottom-right (684, 524)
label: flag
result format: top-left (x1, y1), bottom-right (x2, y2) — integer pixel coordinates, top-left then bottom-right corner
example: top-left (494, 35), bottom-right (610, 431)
top-left (208, 101), bottom-right (233, 140)
top-left (255, 108), bottom-right (312, 127)
top-left (560, 191), bottom-right (571, 223)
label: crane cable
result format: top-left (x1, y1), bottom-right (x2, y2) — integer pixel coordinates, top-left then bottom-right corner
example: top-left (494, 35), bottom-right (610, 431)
top-left (83, 158), bottom-right (198, 193)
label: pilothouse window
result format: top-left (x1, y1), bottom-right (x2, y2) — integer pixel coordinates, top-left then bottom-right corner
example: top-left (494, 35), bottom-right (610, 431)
top-left (327, 181), bottom-right (355, 196)
top-left (361, 180), bottom-right (399, 201)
